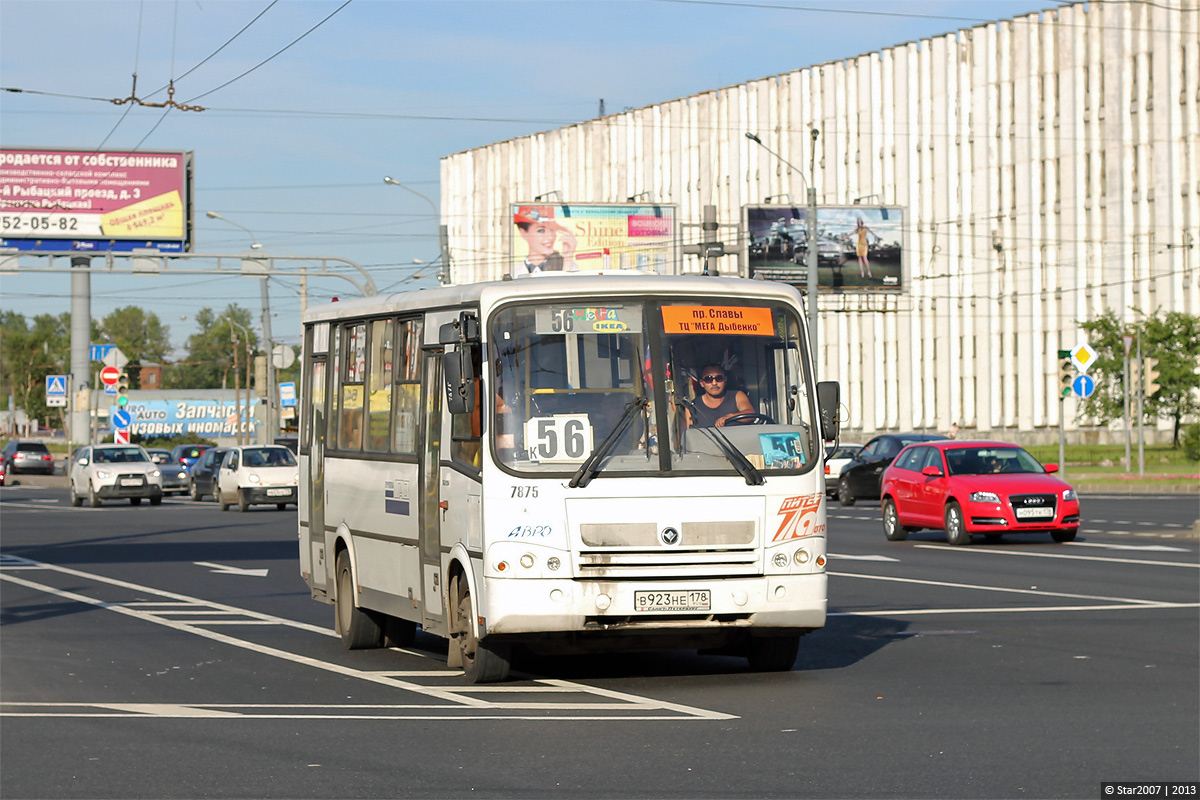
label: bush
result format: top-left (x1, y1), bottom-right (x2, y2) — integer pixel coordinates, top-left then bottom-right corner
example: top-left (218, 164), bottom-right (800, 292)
top-left (1182, 423), bottom-right (1200, 463)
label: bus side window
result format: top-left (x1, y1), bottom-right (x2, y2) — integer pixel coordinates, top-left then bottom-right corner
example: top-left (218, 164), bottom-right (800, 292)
top-left (392, 319), bottom-right (422, 455)
top-left (337, 323), bottom-right (366, 451)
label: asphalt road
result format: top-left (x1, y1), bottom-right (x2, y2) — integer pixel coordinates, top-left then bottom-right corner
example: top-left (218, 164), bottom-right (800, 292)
top-left (1, 485), bottom-right (1197, 799)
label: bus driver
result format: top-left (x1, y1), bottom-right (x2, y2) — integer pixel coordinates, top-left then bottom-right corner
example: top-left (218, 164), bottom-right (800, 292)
top-left (684, 365), bottom-right (756, 428)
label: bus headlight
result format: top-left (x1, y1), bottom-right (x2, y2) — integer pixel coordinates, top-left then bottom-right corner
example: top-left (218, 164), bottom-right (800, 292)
top-left (794, 549), bottom-right (811, 565)
top-left (772, 552), bottom-right (789, 568)
top-left (547, 557), bottom-right (561, 571)
top-left (519, 553), bottom-right (535, 569)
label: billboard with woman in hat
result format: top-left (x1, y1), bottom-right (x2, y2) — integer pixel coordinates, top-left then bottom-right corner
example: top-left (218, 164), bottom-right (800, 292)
top-left (511, 203), bottom-right (677, 278)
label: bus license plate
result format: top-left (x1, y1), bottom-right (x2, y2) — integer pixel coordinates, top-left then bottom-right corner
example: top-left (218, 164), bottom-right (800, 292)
top-left (1015, 507), bottom-right (1054, 519)
top-left (634, 590), bottom-right (711, 613)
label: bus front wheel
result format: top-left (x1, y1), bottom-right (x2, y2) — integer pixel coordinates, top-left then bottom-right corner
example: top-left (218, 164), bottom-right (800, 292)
top-left (452, 575), bottom-right (511, 684)
top-left (745, 633), bottom-right (801, 672)
top-left (335, 550), bottom-right (383, 649)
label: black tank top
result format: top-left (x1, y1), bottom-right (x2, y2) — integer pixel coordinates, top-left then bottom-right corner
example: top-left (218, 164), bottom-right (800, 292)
top-left (691, 392), bottom-right (740, 427)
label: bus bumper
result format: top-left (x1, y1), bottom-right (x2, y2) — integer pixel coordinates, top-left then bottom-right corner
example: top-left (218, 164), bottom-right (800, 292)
top-left (483, 573), bottom-right (826, 636)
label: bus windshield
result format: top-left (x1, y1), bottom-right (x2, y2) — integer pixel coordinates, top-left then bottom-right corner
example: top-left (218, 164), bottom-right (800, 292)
top-left (490, 297), bottom-right (816, 478)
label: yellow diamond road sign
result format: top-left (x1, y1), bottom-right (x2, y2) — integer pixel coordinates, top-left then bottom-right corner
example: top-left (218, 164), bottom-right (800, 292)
top-left (1071, 342), bottom-right (1098, 373)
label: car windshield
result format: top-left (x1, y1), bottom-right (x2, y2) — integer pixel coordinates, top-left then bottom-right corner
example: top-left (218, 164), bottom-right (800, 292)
top-left (93, 448), bottom-right (149, 464)
top-left (490, 297), bottom-right (816, 478)
top-left (828, 446), bottom-right (861, 460)
top-left (241, 447), bottom-right (297, 467)
top-left (945, 446), bottom-right (1044, 476)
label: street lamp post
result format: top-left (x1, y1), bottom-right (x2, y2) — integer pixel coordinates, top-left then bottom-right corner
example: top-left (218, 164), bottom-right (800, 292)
top-left (205, 211), bottom-right (263, 250)
top-left (384, 176), bottom-right (449, 284)
top-left (745, 131), bottom-right (821, 363)
top-left (226, 318), bottom-right (253, 446)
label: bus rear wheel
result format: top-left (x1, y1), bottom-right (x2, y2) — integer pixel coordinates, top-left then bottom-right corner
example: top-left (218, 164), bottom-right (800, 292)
top-left (452, 575), bottom-right (510, 683)
top-left (335, 550), bottom-right (383, 649)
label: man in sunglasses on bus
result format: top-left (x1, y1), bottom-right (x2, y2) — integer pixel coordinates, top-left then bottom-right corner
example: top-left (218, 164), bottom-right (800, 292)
top-left (685, 364), bottom-right (757, 428)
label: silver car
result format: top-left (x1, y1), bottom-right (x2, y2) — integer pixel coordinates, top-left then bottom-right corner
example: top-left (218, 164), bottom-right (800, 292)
top-left (69, 445), bottom-right (164, 507)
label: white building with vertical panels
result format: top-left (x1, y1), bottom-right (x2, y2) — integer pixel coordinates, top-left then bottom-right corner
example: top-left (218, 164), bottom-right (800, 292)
top-left (441, 0), bottom-right (1199, 440)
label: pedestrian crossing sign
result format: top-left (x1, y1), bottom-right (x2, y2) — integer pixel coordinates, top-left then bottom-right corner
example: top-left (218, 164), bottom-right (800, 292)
top-left (45, 375), bottom-right (67, 407)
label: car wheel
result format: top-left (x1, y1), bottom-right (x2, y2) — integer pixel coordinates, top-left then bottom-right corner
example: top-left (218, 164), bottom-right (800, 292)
top-left (237, 490), bottom-right (249, 513)
top-left (882, 498), bottom-right (908, 541)
top-left (130, 497), bottom-right (141, 506)
top-left (70, 485), bottom-right (83, 506)
top-left (945, 501), bottom-right (971, 545)
top-left (1051, 528), bottom-right (1077, 543)
top-left (335, 550), bottom-right (383, 649)
top-left (217, 489), bottom-right (229, 512)
top-left (190, 482), bottom-right (203, 501)
top-left (277, 503), bottom-right (287, 511)
top-left (451, 574), bottom-right (511, 683)
top-left (150, 495), bottom-right (162, 506)
top-left (88, 482), bottom-right (101, 508)
top-left (838, 476), bottom-right (855, 507)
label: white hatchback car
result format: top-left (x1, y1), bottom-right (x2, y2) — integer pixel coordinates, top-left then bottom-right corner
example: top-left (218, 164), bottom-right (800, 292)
top-left (824, 442), bottom-right (864, 497)
top-left (70, 444), bottom-right (164, 507)
top-left (215, 445), bottom-right (299, 512)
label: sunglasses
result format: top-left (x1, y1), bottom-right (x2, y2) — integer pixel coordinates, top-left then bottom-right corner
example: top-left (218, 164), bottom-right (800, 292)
top-left (700, 375), bottom-right (726, 383)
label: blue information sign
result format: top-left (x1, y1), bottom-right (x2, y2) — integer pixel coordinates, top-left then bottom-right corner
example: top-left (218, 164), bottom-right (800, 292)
top-left (111, 409), bottom-right (132, 429)
top-left (1072, 374), bottom-right (1095, 399)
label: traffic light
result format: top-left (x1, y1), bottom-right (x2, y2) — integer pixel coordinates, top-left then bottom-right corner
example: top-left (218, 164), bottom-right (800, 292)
top-left (1058, 354), bottom-right (1074, 398)
top-left (116, 371), bottom-right (129, 408)
top-left (1143, 357), bottom-right (1161, 396)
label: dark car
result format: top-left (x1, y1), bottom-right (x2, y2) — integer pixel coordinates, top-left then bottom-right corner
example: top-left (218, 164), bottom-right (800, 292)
top-left (1, 440), bottom-right (56, 476)
top-left (836, 432), bottom-right (947, 506)
top-left (170, 444), bottom-right (212, 471)
top-left (188, 447), bottom-right (228, 501)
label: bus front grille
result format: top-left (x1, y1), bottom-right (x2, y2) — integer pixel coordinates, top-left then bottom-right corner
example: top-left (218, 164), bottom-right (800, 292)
top-left (576, 548), bottom-right (760, 578)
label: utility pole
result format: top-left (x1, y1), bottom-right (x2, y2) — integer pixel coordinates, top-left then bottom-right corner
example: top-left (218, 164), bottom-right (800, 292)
top-left (260, 278), bottom-right (277, 444)
top-left (69, 256), bottom-right (91, 451)
top-left (1136, 330), bottom-right (1145, 477)
top-left (1121, 333), bottom-right (1133, 472)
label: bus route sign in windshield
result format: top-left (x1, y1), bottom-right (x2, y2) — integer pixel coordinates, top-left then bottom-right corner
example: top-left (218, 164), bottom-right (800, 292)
top-left (661, 305), bottom-right (774, 335)
top-left (535, 306), bottom-right (641, 335)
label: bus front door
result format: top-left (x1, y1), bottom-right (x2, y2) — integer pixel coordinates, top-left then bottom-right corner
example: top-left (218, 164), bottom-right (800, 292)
top-left (306, 357), bottom-right (328, 594)
top-left (419, 351), bottom-right (445, 634)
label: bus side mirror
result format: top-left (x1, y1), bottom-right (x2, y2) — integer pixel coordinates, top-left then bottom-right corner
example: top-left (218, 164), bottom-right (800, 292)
top-left (816, 381), bottom-right (840, 441)
top-left (442, 346), bottom-right (476, 415)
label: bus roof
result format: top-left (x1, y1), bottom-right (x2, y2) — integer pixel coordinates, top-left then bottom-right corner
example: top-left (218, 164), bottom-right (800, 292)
top-left (302, 274), bottom-right (807, 325)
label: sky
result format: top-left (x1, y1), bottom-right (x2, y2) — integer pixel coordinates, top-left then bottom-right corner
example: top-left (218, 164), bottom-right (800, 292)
top-left (0, 0), bottom-right (1065, 356)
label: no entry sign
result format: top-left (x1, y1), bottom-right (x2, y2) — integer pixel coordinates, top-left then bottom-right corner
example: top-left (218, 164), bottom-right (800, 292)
top-left (100, 365), bottom-right (121, 386)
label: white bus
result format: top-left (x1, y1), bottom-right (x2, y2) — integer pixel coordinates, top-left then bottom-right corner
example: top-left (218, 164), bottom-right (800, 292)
top-left (298, 274), bottom-right (841, 682)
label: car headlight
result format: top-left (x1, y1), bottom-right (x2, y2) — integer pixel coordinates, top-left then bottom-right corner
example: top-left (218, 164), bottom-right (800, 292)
top-left (970, 491), bottom-right (1000, 503)
top-left (247, 473), bottom-right (262, 484)
top-left (176, 471), bottom-right (188, 479)
top-left (1062, 488), bottom-right (1077, 501)
top-left (151, 470), bottom-right (161, 478)
top-left (95, 470), bottom-right (111, 479)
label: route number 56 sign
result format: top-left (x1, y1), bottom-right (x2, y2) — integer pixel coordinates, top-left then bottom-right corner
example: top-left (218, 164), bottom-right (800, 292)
top-left (525, 415), bottom-right (593, 463)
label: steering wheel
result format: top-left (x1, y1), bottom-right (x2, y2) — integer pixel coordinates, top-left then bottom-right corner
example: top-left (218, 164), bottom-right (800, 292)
top-left (723, 412), bottom-right (775, 426)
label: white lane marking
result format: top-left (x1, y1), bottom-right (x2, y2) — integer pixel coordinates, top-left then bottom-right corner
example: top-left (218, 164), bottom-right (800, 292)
top-left (828, 570), bottom-right (1164, 605)
top-left (832, 602), bottom-right (1200, 617)
top-left (828, 553), bottom-right (900, 562)
top-left (1066, 542), bottom-right (1190, 553)
top-left (0, 559), bottom-right (735, 721)
top-left (194, 561), bottom-right (269, 578)
top-left (914, 544), bottom-right (1198, 568)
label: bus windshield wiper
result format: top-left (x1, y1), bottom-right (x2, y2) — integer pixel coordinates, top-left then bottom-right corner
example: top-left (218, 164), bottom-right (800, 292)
top-left (679, 399), bottom-right (764, 486)
top-left (569, 395), bottom-right (649, 488)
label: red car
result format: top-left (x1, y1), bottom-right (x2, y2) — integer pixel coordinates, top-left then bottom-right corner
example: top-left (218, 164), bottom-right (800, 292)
top-left (879, 440), bottom-right (1080, 546)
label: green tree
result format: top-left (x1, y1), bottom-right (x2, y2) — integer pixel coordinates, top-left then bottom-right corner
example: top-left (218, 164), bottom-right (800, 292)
top-left (0, 311), bottom-right (71, 429)
top-left (96, 306), bottom-right (172, 388)
top-left (1078, 309), bottom-right (1200, 446)
top-left (167, 305), bottom-right (259, 390)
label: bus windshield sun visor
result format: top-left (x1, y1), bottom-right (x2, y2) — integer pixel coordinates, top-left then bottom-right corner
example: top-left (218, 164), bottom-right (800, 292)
top-left (569, 395), bottom-right (649, 489)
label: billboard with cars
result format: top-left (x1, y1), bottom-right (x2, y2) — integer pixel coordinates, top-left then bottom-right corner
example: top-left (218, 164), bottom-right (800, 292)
top-left (745, 204), bottom-right (905, 293)
top-left (0, 147), bottom-right (194, 252)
